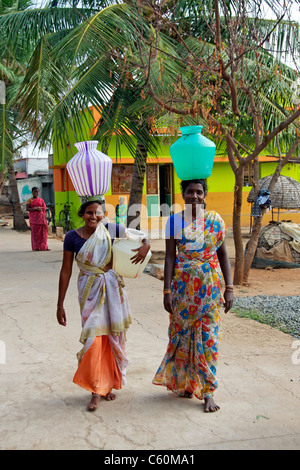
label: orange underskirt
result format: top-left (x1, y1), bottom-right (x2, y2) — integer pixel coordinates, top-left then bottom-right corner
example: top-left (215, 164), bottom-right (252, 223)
top-left (73, 336), bottom-right (122, 395)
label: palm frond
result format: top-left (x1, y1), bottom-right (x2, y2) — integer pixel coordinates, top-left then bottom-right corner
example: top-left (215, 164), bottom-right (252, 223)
top-left (93, 85), bottom-right (161, 162)
top-left (0, 104), bottom-right (19, 171)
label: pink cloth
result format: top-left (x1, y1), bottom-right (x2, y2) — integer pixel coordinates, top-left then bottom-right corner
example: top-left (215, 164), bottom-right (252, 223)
top-left (27, 197), bottom-right (48, 251)
top-left (28, 197), bottom-right (47, 225)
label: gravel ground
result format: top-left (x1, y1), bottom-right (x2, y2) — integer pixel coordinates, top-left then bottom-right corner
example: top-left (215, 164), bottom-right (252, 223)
top-left (233, 295), bottom-right (300, 339)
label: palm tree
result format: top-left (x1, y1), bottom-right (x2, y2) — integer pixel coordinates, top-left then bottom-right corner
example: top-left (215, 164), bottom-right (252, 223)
top-left (93, 83), bottom-right (162, 228)
top-left (0, 0), bottom-right (223, 231)
top-left (0, 0), bottom-right (37, 230)
top-left (0, 0), bottom-right (98, 229)
top-left (30, 0), bottom-right (204, 226)
top-left (3, 0), bottom-right (163, 227)
top-left (2, 0), bottom-right (299, 266)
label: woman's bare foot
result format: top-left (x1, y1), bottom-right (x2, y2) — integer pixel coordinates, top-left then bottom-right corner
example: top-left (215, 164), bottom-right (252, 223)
top-left (204, 396), bottom-right (220, 413)
top-left (87, 392), bottom-right (116, 410)
top-left (87, 393), bottom-right (101, 411)
top-left (102, 392), bottom-right (116, 401)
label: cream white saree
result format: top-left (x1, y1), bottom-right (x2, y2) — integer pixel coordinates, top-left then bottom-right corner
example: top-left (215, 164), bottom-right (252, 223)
top-left (75, 222), bottom-right (131, 387)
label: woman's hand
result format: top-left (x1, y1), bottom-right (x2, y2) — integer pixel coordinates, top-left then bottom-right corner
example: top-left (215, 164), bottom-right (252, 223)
top-left (27, 206), bottom-right (42, 212)
top-left (223, 289), bottom-right (234, 313)
top-left (163, 293), bottom-right (174, 314)
top-left (57, 306), bottom-right (67, 326)
top-left (130, 242), bottom-right (150, 264)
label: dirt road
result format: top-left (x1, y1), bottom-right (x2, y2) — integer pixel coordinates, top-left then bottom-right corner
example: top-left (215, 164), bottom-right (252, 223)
top-left (0, 223), bottom-right (299, 450)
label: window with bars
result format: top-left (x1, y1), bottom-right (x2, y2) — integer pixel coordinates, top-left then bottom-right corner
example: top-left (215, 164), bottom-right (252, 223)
top-left (243, 162), bottom-right (254, 187)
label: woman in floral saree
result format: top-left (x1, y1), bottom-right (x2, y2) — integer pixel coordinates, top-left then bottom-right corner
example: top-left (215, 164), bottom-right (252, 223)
top-left (57, 199), bottom-right (150, 411)
top-left (153, 180), bottom-right (233, 412)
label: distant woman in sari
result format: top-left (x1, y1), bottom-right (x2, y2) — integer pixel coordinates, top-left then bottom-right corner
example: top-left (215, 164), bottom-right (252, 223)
top-left (115, 197), bottom-right (127, 226)
top-left (26, 187), bottom-right (48, 251)
top-left (57, 198), bottom-right (150, 411)
top-left (153, 179), bottom-right (234, 412)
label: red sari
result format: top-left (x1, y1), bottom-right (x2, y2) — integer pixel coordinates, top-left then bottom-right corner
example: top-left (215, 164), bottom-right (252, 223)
top-left (27, 197), bottom-right (48, 251)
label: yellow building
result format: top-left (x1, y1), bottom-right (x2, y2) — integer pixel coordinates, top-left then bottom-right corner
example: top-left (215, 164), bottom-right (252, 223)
top-left (51, 111), bottom-right (300, 232)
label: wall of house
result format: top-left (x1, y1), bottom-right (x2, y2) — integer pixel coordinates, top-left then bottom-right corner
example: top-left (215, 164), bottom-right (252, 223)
top-left (52, 131), bottom-right (177, 229)
top-left (52, 124), bottom-right (300, 231)
top-left (172, 160), bottom-right (300, 227)
top-left (172, 160), bottom-right (252, 227)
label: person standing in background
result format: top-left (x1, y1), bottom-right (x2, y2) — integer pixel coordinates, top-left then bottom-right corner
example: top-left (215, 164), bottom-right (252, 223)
top-left (115, 197), bottom-right (127, 226)
top-left (26, 187), bottom-right (49, 251)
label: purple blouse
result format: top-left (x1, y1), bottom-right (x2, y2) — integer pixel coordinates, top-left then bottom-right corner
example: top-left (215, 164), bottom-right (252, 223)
top-left (63, 223), bottom-right (126, 255)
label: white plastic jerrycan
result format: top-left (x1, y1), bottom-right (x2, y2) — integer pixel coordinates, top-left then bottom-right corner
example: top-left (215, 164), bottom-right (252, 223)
top-left (112, 229), bottom-right (152, 278)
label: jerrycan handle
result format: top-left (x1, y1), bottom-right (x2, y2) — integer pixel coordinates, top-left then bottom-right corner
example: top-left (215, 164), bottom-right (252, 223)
top-left (125, 228), bottom-right (146, 243)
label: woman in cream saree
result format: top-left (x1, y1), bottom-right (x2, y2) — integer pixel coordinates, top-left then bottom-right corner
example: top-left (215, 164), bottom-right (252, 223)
top-left (57, 200), bottom-right (150, 411)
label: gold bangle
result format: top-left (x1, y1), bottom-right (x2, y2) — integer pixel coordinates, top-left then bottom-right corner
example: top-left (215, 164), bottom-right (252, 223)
top-left (226, 285), bottom-right (233, 288)
top-left (163, 289), bottom-right (172, 295)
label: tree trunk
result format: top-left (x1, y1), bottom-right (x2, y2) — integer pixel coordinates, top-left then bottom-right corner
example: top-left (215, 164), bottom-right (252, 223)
top-left (243, 215), bottom-right (262, 283)
top-left (0, 171), bottom-right (5, 195)
top-left (233, 166), bottom-right (245, 285)
top-left (8, 166), bottom-right (29, 231)
top-left (240, 154), bottom-right (261, 283)
top-left (127, 142), bottom-right (147, 230)
top-left (242, 160), bottom-right (287, 284)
